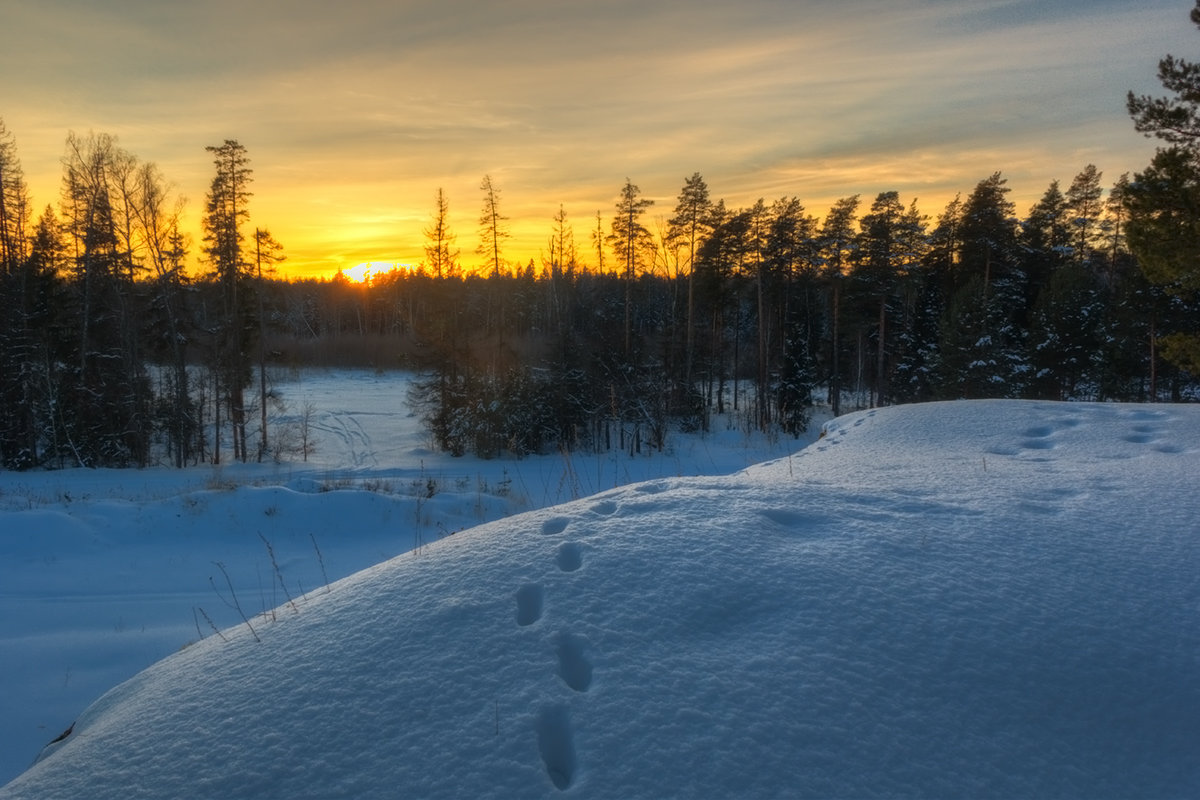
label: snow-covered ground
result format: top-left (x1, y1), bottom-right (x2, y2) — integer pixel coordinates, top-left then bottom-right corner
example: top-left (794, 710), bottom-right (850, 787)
top-left (3, 376), bottom-right (1199, 798)
top-left (0, 369), bottom-right (819, 790)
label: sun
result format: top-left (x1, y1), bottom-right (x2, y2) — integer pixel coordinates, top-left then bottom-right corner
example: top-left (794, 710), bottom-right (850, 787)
top-left (341, 262), bottom-right (407, 283)
top-left (342, 263), bottom-right (375, 283)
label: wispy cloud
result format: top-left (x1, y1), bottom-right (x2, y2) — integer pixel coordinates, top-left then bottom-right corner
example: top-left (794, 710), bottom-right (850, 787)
top-left (2, 0), bottom-right (1194, 274)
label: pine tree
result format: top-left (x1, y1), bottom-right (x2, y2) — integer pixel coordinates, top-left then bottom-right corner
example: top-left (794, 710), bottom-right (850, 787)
top-left (853, 191), bottom-right (920, 406)
top-left (1125, 148), bottom-right (1200, 372)
top-left (1126, 1), bottom-right (1200, 373)
top-left (424, 188), bottom-right (459, 280)
top-left (202, 139), bottom-right (254, 462)
top-left (608, 179), bottom-right (653, 358)
top-left (253, 228), bottom-right (285, 461)
top-left (1065, 164), bottom-right (1105, 268)
top-left (667, 173), bottom-right (713, 394)
top-left (817, 196), bottom-right (859, 415)
top-left (765, 197), bottom-right (818, 431)
top-left (477, 174), bottom-right (508, 278)
top-left (1127, 0), bottom-right (1200, 146)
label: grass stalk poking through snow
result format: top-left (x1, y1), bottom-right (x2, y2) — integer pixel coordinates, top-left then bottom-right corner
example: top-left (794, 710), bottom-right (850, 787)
top-left (258, 533), bottom-right (298, 614)
top-left (209, 561), bottom-right (260, 643)
top-left (310, 532), bottom-right (331, 593)
top-left (194, 606), bottom-right (229, 643)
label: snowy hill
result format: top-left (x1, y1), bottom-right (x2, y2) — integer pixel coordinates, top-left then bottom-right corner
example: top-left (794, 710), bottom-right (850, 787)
top-left (4, 399), bottom-right (1200, 798)
top-left (0, 368), bottom-right (813, 784)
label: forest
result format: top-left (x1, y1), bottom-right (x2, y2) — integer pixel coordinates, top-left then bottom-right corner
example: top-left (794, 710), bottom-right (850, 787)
top-left (2, 14), bottom-right (1200, 469)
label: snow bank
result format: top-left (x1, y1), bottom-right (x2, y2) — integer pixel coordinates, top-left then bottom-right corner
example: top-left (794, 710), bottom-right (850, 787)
top-left (3, 400), bottom-right (1198, 798)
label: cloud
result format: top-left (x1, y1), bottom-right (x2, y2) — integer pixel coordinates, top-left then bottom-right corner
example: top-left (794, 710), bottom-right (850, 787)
top-left (3, 0), bottom-right (1195, 275)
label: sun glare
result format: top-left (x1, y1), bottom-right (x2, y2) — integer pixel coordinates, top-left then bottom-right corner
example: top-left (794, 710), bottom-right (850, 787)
top-left (341, 262), bottom-right (406, 283)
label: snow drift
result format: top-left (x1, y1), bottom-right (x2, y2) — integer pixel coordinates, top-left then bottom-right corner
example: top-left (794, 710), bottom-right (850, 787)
top-left (3, 400), bottom-right (1198, 799)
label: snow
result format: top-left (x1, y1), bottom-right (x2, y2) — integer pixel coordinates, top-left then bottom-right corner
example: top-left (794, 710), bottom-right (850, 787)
top-left (3, 375), bottom-right (1199, 798)
top-left (0, 369), bottom-right (815, 788)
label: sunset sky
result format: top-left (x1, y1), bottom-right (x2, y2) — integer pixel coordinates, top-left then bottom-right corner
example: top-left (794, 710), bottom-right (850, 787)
top-left (2, 0), bottom-right (1195, 279)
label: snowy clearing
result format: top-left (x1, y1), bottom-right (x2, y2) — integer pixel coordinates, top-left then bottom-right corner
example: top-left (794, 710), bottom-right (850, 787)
top-left (2, 378), bottom-right (1199, 797)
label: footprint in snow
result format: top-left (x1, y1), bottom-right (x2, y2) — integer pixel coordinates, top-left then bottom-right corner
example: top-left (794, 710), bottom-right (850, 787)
top-left (526, 519), bottom-right (593, 786)
top-left (556, 542), bottom-right (583, 572)
top-left (1016, 425), bottom-right (1058, 451)
top-left (554, 631), bottom-right (593, 693)
top-left (515, 583), bottom-right (544, 626)
top-left (537, 705), bottom-right (577, 791)
top-left (590, 500), bottom-right (618, 516)
top-left (1123, 422), bottom-right (1170, 446)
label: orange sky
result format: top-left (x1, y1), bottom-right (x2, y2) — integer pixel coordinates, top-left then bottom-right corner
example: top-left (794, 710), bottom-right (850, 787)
top-left (3, 0), bottom-right (1195, 279)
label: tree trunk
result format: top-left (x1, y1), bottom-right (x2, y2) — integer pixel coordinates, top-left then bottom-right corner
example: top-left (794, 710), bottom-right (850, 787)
top-left (830, 280), bottom-right (841, 417)
top-left (875, 296), bottom-right (887, 408)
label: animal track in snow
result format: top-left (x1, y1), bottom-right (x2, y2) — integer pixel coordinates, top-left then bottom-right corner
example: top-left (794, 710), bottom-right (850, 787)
top-left (1018, 424), bottom-right (1058, 451)
top-left (536, 705), bottom-right (577, 791)
top-left (526, 522), bottom-right (593, 786)
top-left (515, 583), bottom-right (544, 626)
top-left (1122, 422), bottom-right (1171, 447)
top-left (758, 508), bottom-right (837, 536)
top-left (556, 542), bottom-right (583, 572)
top-left (589, 500), bottom-right (618, 517)
top-left (554, 632), bottom-right (593, 692)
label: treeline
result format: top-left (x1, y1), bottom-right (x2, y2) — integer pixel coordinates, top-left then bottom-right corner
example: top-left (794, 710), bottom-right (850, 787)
top-left (301, 169), bottom-right (1195, 459)
top-left (1, 119), bottom-right (1197, 468)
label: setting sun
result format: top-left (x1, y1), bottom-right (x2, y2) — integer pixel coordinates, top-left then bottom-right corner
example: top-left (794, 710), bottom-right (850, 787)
top-left (341, 262), bottom-right (405, 283)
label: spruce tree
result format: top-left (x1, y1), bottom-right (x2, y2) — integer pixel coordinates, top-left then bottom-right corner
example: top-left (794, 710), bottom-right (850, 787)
top-left (1021, 180), bottom-right (1069, 308)
top-left (935, 175), bottom-right (1028, 398)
